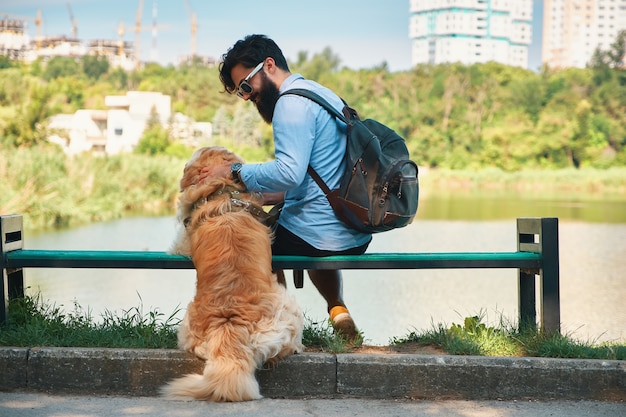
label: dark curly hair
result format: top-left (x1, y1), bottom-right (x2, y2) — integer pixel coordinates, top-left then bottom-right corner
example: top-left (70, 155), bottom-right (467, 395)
top-left (218, 34), bottom-right (290, 94)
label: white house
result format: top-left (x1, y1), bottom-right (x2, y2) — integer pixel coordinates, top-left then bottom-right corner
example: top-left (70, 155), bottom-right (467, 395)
top-left (104, 91), bottom-right (171, 154)
top-left (47, 91), bottom-right (211, 155)
top-left (48, 110), bottom-right (107, 155)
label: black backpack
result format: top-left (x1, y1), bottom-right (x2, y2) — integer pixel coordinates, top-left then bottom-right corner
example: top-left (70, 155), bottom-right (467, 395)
top-left (281, 89), bottom-right (419, 234)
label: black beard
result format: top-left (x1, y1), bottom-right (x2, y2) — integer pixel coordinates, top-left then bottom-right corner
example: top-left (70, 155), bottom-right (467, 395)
top-left (253, 72), bottom-right (281, 124)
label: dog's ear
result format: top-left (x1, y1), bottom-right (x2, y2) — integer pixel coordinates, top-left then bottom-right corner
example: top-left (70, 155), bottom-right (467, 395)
top-left (179, 165), bottom-right (201, 190)
top-left (195, 167), bottom-right (212, 185)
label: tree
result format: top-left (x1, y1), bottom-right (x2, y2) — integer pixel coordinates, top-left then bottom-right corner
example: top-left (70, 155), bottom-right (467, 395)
top-left (42, 56), bottom-right (80, 81)
top-left (212, 106), bottom-right (232, 138)
top-left (0, 55), bottom-right (13, 69)
top-left (81, 55), bottom-right (109, 80)
top-left (606, 30), bottom-right (626, 69)
top-left (440, 65), bottom-right (470, 132)
top-left (135, 126), bottom-right (170, 155)
top-left (570, 100), bottom-right (593, 168)
top-left (510, 76), bottom-right (545, 125)
top-left (3, 84), bottom-right (52, 146)
top-left (590, 30), bottom-right (626, 85)
top-left (294, 47), bottom-right (342, 82)
top-left (107, 68), bottom-right (129, 90)
top-left (135, 106), bottom-right (170, 155)
top-left (232, 104), bottom-right (262, 147)
top-left (0, 68), bottom-right (29, 106)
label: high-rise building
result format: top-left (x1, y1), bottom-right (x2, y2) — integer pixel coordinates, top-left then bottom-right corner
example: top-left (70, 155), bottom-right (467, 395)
top-left (542, 0), bottom-right (626, 69)
top-left (409, 0), bottom-right (534, 68)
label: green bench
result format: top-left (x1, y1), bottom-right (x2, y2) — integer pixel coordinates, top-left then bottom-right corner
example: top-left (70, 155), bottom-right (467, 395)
top-left (1, 214), bottom-right (560, 332)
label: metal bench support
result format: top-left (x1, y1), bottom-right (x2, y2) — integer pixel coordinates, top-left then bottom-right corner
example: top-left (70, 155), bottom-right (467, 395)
top-left (517, 217), bottom-right (560, 333)
top-left (1, 215), bottom-right (25, 324)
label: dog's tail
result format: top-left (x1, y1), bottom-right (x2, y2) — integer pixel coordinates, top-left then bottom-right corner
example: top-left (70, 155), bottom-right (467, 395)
top-left (160, 356), bottom-right (260, 402)
top-left (161, 323), bottom-right (260, 402)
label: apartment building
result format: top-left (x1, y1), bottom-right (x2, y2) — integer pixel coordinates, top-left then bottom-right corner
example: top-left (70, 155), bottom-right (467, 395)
top-left (409, 0), bottom-right (534, 68)
top-left (542, 0), bottom-right (626, 68)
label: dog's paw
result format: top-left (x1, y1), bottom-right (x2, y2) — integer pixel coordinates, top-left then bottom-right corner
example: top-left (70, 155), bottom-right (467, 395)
top-left (262, 356), bottom-right (280, 370)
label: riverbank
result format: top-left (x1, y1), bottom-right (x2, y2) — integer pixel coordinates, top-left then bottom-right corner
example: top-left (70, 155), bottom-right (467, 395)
top-left (2, 145), bottom-right (626, 232)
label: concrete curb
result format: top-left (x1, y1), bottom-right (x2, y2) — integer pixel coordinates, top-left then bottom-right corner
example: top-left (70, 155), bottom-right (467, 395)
top-left (1, 347), bottom-right (624, 400)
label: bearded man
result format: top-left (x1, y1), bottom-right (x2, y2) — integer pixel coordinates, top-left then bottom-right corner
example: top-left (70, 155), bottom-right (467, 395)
top-left (212, 34), bottom-right (372, 342)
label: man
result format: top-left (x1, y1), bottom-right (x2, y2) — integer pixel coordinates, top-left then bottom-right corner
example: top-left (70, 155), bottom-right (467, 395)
top-left (213, 34), bottom-right (371, 341)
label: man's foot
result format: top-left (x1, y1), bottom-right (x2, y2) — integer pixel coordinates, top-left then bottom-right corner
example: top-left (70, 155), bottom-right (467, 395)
top-left (329, 305), bottom-right (359, 342)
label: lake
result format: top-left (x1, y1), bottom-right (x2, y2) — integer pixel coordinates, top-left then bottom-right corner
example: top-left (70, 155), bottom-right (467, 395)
top-left (21, 195), bottom-right (626, 345)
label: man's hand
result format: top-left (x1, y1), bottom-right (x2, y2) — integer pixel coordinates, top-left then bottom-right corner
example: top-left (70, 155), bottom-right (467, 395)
top-left (196, 164), bottom-right (285, 206)
top-left (196, 163), bottom-right (232, 184)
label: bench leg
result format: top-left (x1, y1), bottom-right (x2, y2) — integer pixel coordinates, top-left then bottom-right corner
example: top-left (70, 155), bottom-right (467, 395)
top-left (517, 217), bottom-right (560, 334)
top-left (1, 215), bottom-right (25, 325)
top-left (518, 270), bottom-right (536, 331)
top-left (539, 218), bottom-right (560, 333)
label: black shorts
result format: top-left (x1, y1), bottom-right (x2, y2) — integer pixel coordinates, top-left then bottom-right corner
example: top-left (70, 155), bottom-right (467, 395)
top-left (272, 225), bottom-right (370, 257)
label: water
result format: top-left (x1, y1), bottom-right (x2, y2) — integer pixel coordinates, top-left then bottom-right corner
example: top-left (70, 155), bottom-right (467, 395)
top-left (21, 203), bottom-right (626, 345)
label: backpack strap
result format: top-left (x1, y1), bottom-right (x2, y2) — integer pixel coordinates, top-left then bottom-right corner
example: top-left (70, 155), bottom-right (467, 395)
top-left (306, 165), bottom-right (332, 195)
top-left (280, 88), bottom-right (348, 197)
top-left (281, 88), bottom-right (348, 124)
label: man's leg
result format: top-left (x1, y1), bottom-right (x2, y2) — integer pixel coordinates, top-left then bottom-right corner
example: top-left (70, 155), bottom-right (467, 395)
top-left (275, 270), bottom-right (287, 287)
top-left (307, 269), bottom-right (358, 342)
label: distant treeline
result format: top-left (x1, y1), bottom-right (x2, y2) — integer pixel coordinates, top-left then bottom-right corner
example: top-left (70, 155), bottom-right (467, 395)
top-left (0, 31), bottom-right (625, 170)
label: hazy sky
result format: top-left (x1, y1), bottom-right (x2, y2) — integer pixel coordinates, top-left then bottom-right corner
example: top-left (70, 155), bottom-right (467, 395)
top-left (2, 0), bottom-right (543, 71)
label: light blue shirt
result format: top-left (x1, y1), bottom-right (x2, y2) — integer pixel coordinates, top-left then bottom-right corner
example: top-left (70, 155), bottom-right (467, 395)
top-left (239, 74), bottom-right (372, 251)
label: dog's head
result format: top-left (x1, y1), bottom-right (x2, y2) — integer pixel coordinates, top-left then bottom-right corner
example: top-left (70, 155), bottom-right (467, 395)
top-left (179, 146), bottom-right (244, 191)
top-left (170, 146), bottom-right (263, 256)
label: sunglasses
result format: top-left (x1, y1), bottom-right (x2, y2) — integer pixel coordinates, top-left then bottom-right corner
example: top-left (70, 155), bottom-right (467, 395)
top-left (236, 61), bottom-right (264, 98)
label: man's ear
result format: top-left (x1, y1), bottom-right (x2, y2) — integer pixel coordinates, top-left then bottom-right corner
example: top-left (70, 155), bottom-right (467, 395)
top-left (264, 57), bottom-right (276, 74)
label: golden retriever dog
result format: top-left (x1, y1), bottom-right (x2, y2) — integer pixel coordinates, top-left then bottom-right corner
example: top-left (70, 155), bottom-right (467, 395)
top-left (161, 146), bottom-right (304, 402)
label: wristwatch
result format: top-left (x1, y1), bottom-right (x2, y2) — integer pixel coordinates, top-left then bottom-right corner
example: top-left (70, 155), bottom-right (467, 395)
top-left (231, 162), bottom-right (243, 183)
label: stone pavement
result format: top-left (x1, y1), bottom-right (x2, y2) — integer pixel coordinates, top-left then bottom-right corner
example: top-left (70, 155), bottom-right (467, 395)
top-left (1, 347), bottom-right (624, 402)
top-left (1, 392), bottom-right (625, 417)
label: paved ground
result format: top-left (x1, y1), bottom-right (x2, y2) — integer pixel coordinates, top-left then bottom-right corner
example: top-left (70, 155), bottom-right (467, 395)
top-left (1, 392), bottom-right (624, 417)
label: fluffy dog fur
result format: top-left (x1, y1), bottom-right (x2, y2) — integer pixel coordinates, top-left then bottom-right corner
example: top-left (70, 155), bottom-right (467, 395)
top-left (161, 146), bottom-right (304, 402)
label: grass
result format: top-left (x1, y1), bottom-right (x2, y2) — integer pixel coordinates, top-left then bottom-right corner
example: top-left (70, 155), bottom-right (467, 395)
top-left (0, 294), bottom-right (180, 349)
top-left (302, 314), bottom-right (364, 353)
top-left (420, 166), bottom-right (626, 196)
top-left (0, 145), bottom-right (184, 231)
top-left (390, 313), bottom-right (625, 360)
top-left (0, 294), bottom-right (361, 352)
top-left (1, 295), bottom-right (623, 360)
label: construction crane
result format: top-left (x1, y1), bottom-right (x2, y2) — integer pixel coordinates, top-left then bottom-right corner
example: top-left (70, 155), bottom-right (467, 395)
top-left (183, 0), bottom-right (197, 57)
top-left (66, 2), bottom-right (77, 39)
top-left (134, 0), bottom-right (144, 67)
top-left (1, 9), bottom-right (42, 49)
top-left (118, 16), bottom-right (168, 65)
top-left (117, 20), bottom-right (127, 57)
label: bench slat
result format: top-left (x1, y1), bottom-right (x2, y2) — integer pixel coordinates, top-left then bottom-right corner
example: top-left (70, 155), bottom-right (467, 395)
top-left (5, 249), bottom-right (541, 270)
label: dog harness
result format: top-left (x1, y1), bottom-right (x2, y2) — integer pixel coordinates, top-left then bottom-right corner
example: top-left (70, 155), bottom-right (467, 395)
top-left (185, 186), bottom-right (278, 228)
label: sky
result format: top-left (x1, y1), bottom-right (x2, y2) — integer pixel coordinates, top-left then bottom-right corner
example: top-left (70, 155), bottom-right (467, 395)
top-left (1, 0), bottom-right (544, 72)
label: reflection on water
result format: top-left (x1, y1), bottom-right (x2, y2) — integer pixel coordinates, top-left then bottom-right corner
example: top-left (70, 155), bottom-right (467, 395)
top-left (418, 193), bottom-right (626, 223)
top-left (23, 211), bottom-right (626, 345)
